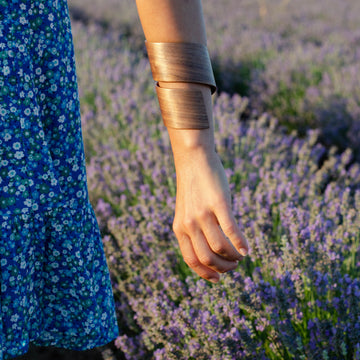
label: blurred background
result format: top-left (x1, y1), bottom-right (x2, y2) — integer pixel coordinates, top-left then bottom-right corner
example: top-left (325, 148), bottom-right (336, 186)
top-left (67, 0), bottom-right (360, 159)
top-left (17, 0), bottom-right (360, 359)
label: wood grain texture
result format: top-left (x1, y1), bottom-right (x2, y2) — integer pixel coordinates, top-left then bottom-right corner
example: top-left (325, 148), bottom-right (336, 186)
top-left (155, 84), bottom-right (209, 129)
top-left (146, 42), bottom-right (217, 94)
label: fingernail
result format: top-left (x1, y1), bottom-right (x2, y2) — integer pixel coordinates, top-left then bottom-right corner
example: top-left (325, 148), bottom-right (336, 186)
top-left (209, 276), bottom-right (220, 284)
top-left (239, 248), bottom-right (248, 256)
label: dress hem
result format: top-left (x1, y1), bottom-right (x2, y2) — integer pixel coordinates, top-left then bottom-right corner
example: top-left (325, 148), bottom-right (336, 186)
top-left (4, 331), bottom-right (120, 360)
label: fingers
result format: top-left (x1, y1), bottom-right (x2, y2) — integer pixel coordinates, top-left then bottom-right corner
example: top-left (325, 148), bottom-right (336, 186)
top-left (213, 200), bottom-right (249, 256)
top-left (173, 202), bottom-right (249, 284)
top-left (199, 211), bottom-right (243, 262)
top-left (177, 232), bottom-right (238, 283)
top-left (191, 229), bottom-right (240, 273)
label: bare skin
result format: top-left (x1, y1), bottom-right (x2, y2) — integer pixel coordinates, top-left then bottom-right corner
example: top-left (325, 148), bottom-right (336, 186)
top-left (136, 0), bottom-right (249, 283)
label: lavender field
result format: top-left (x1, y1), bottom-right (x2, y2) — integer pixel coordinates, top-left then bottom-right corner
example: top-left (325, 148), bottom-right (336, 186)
top-left (67, 0), bottom-right (360, 359)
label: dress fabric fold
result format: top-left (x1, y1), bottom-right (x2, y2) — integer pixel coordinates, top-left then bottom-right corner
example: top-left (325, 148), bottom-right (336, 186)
top-left (0, 1), bottom-right (119, 358)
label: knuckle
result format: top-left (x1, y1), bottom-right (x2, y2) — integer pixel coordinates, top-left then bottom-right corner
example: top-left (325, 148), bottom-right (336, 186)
top-left (172, 221), bottom-right (181, 234)
top-left (198, 254), bottom-right (215, 268)
top-left (222, 222), bottom-right (237, 237)
top-left (211, 242), bottom-right (227, 256)
top-left (183, 255), bottom-right (200, 270)
top-left (183, 217), bottom-right (197, 232)
top-left (196, 209), bottom-right (209, 222)
top-left (213, 197), bottom-right (229, 211)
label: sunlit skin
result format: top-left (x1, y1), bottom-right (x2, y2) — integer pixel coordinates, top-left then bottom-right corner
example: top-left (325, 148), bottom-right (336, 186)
top-left (136, 0), bottom-right (250, 283)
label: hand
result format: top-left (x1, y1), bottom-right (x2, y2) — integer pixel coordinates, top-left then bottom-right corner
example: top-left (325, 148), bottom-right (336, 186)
top-left (172, 148), bottom-right (249, 283)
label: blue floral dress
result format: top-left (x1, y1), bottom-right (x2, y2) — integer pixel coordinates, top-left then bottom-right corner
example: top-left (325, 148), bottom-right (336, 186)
top-left (0, 1), bottom-right (119, 358)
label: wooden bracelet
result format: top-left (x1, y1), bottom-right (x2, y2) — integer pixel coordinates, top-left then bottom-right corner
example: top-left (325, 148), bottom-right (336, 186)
top-left (145, 41), bottom-right (217, 129)
top-left (155, 83), bottom-right (209, 129)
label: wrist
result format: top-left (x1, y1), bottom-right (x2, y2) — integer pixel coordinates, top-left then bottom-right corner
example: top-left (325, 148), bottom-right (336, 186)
top-left (163, 82), bottom-right (215, 154)
top-left (168, 127), bottom-right (215, 155)
top-left (171, 141), bottom-right (218, 171)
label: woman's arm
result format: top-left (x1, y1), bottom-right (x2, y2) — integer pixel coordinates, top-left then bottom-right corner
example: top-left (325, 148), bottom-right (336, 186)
top-left (136, 0), bottom-right (249, 283)
top-left (135, 0), bottom-right (207, 44)
top-left (136, 0), bottom-right (214, 153)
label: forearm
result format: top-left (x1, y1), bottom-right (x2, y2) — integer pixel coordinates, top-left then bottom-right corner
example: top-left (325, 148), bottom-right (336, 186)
top-left (135, 0), bottom-right (215, 160)
top-left (135, 0), bottom-right (207, 45)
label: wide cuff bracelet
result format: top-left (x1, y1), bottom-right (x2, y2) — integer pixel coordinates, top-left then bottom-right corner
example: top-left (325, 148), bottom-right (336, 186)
top-left (155, 84), bottom-right (209, 129)
top-left (145, 41), bottom-right (217, 129)
top-left (145, 41), bottom-right (217, 94)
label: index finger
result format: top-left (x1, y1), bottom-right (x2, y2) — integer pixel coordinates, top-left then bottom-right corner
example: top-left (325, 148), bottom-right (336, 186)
top-left (213, 201), bottom-right (249, 256)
